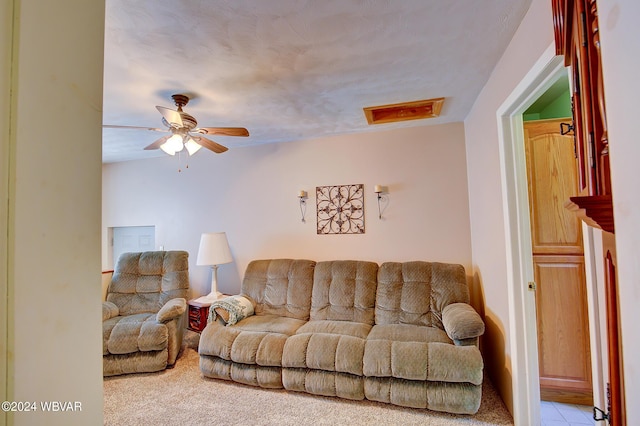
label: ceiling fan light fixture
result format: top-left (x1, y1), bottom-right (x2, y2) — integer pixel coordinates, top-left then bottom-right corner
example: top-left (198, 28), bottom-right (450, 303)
top-left (160, 141), bottom-right (176, 155)
top-left (105, 94), bottom-right (249, 158)
top-left (168, 134), bottom-right (185, 153)
top-left (185, 137), bottom-right (202, 155)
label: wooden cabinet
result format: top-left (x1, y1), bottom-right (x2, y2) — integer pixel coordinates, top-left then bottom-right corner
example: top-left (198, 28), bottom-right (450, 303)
top-left (553, 0), bottom-right (613, 232)
top-left (187, 300), bottom-right (211, 333)
top-left (525, 119), bottom-right (592, 404)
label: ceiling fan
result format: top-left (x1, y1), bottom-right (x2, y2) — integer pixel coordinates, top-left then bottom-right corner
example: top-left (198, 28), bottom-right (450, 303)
top-left (103, 94), bottom-right (249, 156)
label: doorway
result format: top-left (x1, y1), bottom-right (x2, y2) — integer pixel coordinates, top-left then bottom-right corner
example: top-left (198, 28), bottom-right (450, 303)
top-left (522, 78), bottom-right (594, 405)
top-left (110, 225), bottom-right (156, 268)
top-left (522, 117), bottom-right (593, 404)
top-left (496, 45), bottom-right (605, 424)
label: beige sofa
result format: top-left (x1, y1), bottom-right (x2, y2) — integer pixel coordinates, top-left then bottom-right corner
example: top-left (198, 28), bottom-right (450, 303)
top-left (199, 259), bottom-right (485, 414)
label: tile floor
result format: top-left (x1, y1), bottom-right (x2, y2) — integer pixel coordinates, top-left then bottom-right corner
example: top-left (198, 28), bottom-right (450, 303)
top-left (541, 401), bottom-right (596, 425)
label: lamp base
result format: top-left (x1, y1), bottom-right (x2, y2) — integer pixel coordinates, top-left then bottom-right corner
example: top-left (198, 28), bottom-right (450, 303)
top-left (194, 265), bottom-right (225, 304)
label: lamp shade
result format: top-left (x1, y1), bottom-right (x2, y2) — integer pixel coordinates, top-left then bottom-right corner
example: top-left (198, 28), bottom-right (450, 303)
top-left (184, 137), bottom-right (202, 155)
top-left (196, 232), bottom-right (233, 266)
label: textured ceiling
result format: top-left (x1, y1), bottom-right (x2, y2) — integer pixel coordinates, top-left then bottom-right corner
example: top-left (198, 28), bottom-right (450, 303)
top-left (102, 0), bottom-right (532, 163)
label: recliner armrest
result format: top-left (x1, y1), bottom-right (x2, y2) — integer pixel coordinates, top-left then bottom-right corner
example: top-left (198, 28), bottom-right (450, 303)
top-left (102, 301), bottom-right (119, 321)
top-left (442, 303), bottom-right (485, 343)
top-left (156, 298), bottom-right (187, 323)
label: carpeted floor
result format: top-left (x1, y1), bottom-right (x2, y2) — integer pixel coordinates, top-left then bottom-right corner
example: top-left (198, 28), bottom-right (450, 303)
top-left (104, 331), bottom-right (514, 425)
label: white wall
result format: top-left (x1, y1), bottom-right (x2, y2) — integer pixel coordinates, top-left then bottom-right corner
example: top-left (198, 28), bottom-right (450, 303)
top-left (103, 122), bottom-right (474, 300)
top-left (598, 1), bottom-right (640, 423)
top-left (3, 1), bottom-right (105, 425)
top-left (464, 0), bottom-right (553, 414)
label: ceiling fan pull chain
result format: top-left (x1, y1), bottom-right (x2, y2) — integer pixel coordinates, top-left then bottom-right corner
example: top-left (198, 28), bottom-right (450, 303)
top-left (175, 149), bottom-right (191, 172)
top-left (184, 150), bottom-right (189, 169)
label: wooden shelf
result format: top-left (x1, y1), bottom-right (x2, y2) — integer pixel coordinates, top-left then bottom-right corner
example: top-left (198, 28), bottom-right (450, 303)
top-left (565, 195), bottom-right (614, 233)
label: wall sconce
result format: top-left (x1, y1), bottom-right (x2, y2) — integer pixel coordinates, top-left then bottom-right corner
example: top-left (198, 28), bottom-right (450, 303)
top-left (374, 185), bottom-right (388, 219)
top-left (298, 190), bottom-right (308, 222)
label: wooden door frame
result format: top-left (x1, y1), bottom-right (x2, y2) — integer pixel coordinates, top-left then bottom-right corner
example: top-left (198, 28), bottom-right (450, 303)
top-left (496, 44), bottom-right (604, 424)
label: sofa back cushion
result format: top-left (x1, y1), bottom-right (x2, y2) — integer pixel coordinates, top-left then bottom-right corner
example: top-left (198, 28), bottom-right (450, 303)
top-left (241, 259), bottom-right (316, 320)
top-left (107, 251), bottom-right (190, 316)
top-left (375, 261), bottom-right (469, 330)
top-left (310, 260), bottom-right (378, 325)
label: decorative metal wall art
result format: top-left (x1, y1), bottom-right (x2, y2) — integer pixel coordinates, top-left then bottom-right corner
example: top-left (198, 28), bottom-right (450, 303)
top-left (316, 184), bottom-right (365, 234)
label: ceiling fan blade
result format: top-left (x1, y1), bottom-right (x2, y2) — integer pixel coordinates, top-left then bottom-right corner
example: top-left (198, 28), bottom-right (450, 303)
top-left (103, 124), bottom-right (167, 132)
top-left (156, 106), bottom-right (183, 128)
top-left (144, 135), bottom-right (171, 150)
top-left (192, 136), bottom-right (228, 154)
top-left (193, 127), bottom-right (249, 137)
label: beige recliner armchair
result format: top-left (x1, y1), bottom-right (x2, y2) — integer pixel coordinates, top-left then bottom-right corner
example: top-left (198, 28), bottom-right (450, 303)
top-left (102, 251), bottom-right (189, 376)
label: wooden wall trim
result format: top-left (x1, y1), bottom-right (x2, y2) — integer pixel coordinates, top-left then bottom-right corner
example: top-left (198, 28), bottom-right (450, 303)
top-left (605, 251), bottom-right (624, 425)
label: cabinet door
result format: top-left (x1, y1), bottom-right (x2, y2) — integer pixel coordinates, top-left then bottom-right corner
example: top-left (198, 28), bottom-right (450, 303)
top-left (534, 255), bottom-right (592, 404)
top-left (571, 0), bottom-right (596, 195)
top-left (565, 0), bottom-right (609, 196)
top-left (524, 119), bottom-right (583, 255)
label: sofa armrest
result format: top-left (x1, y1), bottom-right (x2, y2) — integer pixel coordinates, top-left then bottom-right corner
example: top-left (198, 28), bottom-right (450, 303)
top-left (156, 298), bottom-right (187, 323)
top-left (102, 301), bottom-right (119, 321)
top-left (240, 294), bottom-right (256, 309)
top-left (442, 303), bottom-right (485, 344)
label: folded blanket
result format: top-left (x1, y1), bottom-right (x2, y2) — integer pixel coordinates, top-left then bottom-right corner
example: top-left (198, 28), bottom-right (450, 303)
top-left (208, 295), bottom-right (254, 326)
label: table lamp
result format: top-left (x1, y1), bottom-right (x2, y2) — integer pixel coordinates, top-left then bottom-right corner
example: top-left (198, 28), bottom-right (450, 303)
top-left (196, 232), bottom-right (233, 301)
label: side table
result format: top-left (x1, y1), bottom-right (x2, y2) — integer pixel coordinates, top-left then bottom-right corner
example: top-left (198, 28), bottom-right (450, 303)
top-left (187, 299), bottom-right (211, 333)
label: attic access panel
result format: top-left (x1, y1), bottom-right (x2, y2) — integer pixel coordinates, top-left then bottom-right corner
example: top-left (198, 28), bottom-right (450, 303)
top-left (363, 98), bottom-right (444, 125)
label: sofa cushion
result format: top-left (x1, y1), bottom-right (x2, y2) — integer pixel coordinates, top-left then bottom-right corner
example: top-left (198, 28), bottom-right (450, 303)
top-left (200, 356), bottom-right (284, 389)
top-left (282, 320), bottom-right (372, 376)
top-left (364, 377), bottom-right (481, 414)
top-left (363, 340), bottom-right (483, 385)
top-left (296, 320), bottom-right (372, 339)
top-left (103, 313), bottom-right (168, 355)
top-left (367, 323), bottom-right (452, 344)
top-left (103, 348), bottom-right (169, 376)
top-left (199, 314), bottom-right (307, 367)
top-left (283, 333), bottom-right (366, 376)
top-left (310, 260), bottom-right (378, 325)
top-left (375, 262), bottom-right (469, 330)
top-left (102, 301), bottom-right (119, 321)
top-left (200, 324), bottom-right (287, 367)
top-left (241, 259), bottom-right (316, 320)
top-left (229, 314), bottom-right (307, 335)
top-left (107, 251), bottom-right (189, 316)
top-left (283, 369), bottom-right (365, 401)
